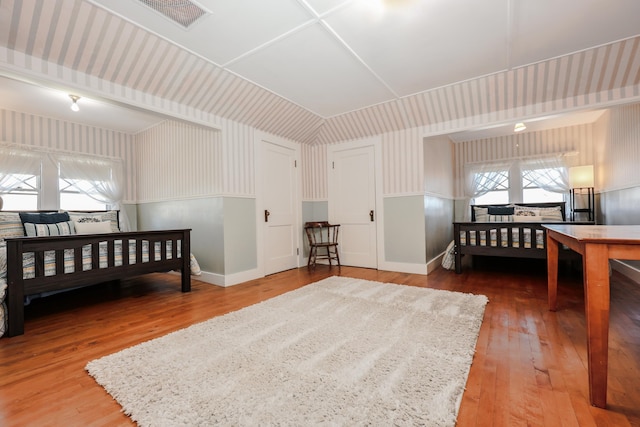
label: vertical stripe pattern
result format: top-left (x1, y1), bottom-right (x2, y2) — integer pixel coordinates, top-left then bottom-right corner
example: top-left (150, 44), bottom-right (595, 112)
top-left (318, 37), bottom-right (640, 144)
top-left (302, 143), bottom-right (328, 200)
top-left (219, 118), bottom-right (255, 197)
top-left (381, 127), bottom-right (424, 196)
top-left (453, 124), bottom-right (595, 197)
top-left (135, 120), bottom-right (222, 202)
top-left (0, 108), bottom-right (136, 201)
top-left (1, 0), bottom-right (639, 145)
top-left (599, 103), bottom-right (640, 192)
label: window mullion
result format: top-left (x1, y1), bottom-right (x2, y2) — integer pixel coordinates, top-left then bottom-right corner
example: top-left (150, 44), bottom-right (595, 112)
top-left (510, 163), bottom-right (523, 203)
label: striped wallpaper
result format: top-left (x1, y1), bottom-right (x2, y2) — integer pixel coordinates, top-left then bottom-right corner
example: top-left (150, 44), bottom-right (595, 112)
top-left (0, 108), bottom-right (136, 201)
top-left (317, 37), bottom-right (640, 145)
top-left (1, 0), bottom-right (640, 205)
top-left (302, 127), bottom-right (429, 200)
top-left (1, 0), bottom-right (639, 146)
top-left (423, 135), bottom-right (454, 199)
top-left (135, 120), bottom-right (223, 203)
top-left (218, 118), bottom-right (255, 197)
top-left (301, 143), bottom-right (328, 201)
top-left (381, 127), bottom-right (424, 196)
top-left (598, 103), bottom-right (640, 192)
top-left (453, 124), bottom-right (596, 197)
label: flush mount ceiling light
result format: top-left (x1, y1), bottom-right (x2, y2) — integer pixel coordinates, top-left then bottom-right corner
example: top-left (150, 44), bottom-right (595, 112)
top-left (514, 122), bottom-right (526, 132)
top-left (69, 95), bottom-right (80, 112)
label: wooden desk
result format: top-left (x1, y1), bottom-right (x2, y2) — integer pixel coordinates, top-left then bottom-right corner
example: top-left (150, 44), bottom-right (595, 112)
top-left (544, 224), bottom-right (640, 408)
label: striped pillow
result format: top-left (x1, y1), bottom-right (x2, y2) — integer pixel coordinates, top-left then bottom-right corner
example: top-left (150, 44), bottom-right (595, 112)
top-left (24, 221), bottom-right (76, 237)
top-left (488, 214), bottom-right (514, 222)
top-left (0, 213), bottom-right (25, 240)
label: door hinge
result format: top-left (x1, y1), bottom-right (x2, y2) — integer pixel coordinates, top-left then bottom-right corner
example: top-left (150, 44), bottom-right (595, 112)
top-left (297, 248), bottom-right (299, 255)
top-left (294, 160), bottom-right (297, 167)
top-left (332, 161), bottom-right (335, 169)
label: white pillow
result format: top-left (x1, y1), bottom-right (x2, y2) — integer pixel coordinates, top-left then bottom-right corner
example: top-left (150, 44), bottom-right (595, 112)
top-left (473, 207), bottom-right (489, 222)
top-left (514, 206), bottom-right (540, 217)
top-left (515, 215), bottom-right (544, 222)
top-left (74, 220), bottom-right (112, 234)
top-left (538, 206), bottom-right (564, 221)
top-left (66, 210), bottom-right (120, 232)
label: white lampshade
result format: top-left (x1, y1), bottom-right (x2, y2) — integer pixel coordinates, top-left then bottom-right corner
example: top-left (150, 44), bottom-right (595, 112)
top-left (569, 165), bottom-right (594, 188)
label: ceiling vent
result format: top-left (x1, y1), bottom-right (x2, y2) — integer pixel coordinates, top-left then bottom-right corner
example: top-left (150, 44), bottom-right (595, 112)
top-left (137, 0), bottom-right (209, 29)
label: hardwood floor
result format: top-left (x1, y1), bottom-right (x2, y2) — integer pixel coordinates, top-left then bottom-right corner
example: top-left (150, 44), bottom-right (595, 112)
top-left (1, 260), bottom-right (640, 426)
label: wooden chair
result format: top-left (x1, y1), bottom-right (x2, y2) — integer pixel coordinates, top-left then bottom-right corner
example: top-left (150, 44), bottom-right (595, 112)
top-left (304, 221), bottom-right (340, 269)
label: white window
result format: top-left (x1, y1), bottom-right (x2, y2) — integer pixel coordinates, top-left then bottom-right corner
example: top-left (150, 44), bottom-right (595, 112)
top-left (59, 177), bottom-right (109, 210)
top-left (472, 163), bottom-right (568, 205)
top-left (0, 147), bottom-right (124, 214)
top-left (473, 169), bottom-right (509, 205)
top-left (521, 166), bottom-right (566, 203)
top-left (1, 173), bottom-right (39, 210)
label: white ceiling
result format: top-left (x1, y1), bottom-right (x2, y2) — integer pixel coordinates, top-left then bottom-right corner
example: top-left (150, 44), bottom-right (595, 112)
top-left (89, 0), bottom-right (640, 118)
top-left (1, 0), bottom-right (639, 139)
top-left (0, 75), bottom-right (166, 133)
top-left (447, 109), bottom-right (607, 143)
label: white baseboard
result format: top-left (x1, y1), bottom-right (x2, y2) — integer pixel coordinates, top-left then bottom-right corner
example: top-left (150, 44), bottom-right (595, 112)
top-left (173, 252), bottom-right (445, 288)
top-left (611, 259), bottom-right (640, 284)
top-left (174, 269), bottom-right (262, 287)
top-left (427, 252), bottom-right (445, 274)
top-left (378, 260), bottom-right (428, 275)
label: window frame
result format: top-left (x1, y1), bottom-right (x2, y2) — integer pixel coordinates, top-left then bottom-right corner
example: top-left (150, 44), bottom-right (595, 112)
top-left (58, 176), bottom-right (110, 211)
top-left (472, 162), bottom-right (568, 205)
top-left (0, 173), bottom-right (40, 211)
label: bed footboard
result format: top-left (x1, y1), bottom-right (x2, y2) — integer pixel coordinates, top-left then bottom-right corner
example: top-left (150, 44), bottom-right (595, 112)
top-left (6, 229), bottom-right (191, 337)
top-left (453, 222), bottom-right (580, 274)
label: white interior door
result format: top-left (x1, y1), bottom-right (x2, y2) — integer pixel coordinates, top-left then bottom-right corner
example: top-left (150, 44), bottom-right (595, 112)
top-left (329, 144), bottom-right (377, 268)
top-left (262, 140), bottom-right (299, 275)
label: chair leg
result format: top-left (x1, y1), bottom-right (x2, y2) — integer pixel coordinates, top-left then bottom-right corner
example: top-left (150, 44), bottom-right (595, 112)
top-left (307, 246), bottom-right (316, 269)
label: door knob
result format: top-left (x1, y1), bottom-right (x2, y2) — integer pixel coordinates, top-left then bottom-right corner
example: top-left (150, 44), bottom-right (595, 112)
top-left (369, 210), bottom-right (374, 222)
top-left (265, 209), bottom-right (270, 222)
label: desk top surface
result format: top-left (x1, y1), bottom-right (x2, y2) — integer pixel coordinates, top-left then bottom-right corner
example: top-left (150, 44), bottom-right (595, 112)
top-left (544, 224), bottom-right (640, 244)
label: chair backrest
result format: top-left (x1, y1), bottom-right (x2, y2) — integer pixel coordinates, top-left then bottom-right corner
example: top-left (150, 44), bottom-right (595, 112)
top-left (304, 221), bottom-right (339, 245)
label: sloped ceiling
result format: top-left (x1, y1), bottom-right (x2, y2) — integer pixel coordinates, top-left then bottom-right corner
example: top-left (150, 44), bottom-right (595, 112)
top-left (0, 0), bottom-right (639, 143)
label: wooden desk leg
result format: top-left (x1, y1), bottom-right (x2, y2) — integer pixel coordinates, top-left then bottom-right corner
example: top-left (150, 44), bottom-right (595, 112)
top-left (546, 232), bottom-right (560, 311)
top-left (583, 243), bottom-right (610, 408)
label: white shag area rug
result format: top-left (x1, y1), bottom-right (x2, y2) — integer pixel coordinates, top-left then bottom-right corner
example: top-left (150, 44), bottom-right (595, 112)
top-left (86, 276), bottom-right (488, 426)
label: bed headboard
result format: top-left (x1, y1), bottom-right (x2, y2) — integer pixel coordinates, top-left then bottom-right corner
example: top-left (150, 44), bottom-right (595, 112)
top-left (470, 202), bottom-right (567, 222)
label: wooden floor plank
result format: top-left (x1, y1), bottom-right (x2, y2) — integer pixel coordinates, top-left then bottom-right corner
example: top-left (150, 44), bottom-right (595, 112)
top-left (1, 260), bottom-right (640, 426)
